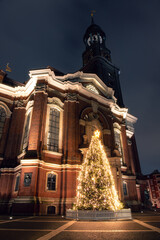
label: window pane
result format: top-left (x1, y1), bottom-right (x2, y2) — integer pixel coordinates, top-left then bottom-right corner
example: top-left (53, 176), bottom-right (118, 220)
top-left (47, 173), bottom-right (56, 190)
top-left (123, 182), bottom-right (128, 196)
top-left (47, 108), bottom-right (60, 152)
top-left (114, 131), bottom-right (123, 159)
top-left (15, 175), bottom-right (20, 192)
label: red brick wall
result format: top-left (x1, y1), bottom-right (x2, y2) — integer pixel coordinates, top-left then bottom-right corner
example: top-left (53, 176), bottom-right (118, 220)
top-left (4, 107), bottom-right (26, 162)
top-left (28, 92), bottom-right (47, 154)
top-left (63, 100), bottom-right (81, 163)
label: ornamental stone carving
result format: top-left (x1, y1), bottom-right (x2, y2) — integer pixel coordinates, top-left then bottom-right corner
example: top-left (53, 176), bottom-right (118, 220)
top-left (35, 82), bottom-right (47, 92)
top-left (48, 97), bottom-right (64, 108)
top-left (16, 99), bottom-right (25, 108)
top-left (91, 100), bottom-right (99, 113)
top-left (66, 93), bottom-right (78, 101)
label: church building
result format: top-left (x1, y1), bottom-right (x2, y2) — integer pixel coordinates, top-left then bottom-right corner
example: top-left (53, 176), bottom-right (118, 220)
top-left (0, 19), bottom-right (142, 215)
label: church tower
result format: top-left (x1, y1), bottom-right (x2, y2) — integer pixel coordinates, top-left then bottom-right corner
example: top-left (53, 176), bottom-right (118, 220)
top-left (81, 17), bottom-right (124, 108)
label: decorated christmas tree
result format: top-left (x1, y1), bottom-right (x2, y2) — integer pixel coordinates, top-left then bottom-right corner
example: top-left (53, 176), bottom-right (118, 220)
top-left (76, 130), bottom-right (123, 211)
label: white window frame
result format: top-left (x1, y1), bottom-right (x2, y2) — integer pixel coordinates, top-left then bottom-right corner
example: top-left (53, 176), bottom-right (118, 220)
top-left (123, 181), bottom-right (128, 196)
top-left (21, 104), bottom-right (33, 152)
top-left (46, 171), bottom-right (58, 192)
top-left (113, 122), bottom-right (123, 164)
top-left (45, 103), bottom-right (63, 153)
top-left (14, 173), bottom-right (21, 192)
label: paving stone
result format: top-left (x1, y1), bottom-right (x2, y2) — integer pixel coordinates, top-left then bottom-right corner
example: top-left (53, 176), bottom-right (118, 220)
top-left (0, 221), bottom-right (66, 230)
top-left (0, 230), bottom-right (50, 240)
top-left (66, 221), bottom-right (149, 230)
top-left (50, 232), bottom-right (160, 240)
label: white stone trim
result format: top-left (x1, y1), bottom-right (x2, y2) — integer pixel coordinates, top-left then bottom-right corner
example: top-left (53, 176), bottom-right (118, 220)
top-left (79, 119), bottom-right (85, 126)
top-left (57, 71), bottom-right (114, 98)
top-left (48, 97), bottom-right (64, 108)
top-left (122, 175), bottom-right (136, 180)
top-left (0, 96), bottom-right (13, 104)
top-left (126, 113), bottom-right (137, 124)
top-left (111, 105), bottom-right (128, 119)
top-left (126, 129), bottom-right (134, 138)
top-left (121, 165), bottom-right (127, 171)
top-left (0, 69), bottom-right (132, 121)
top-left (0, 164), bottom-right (21, 172)
top-left (91, 100), bottom-right (99, 113)
top-left (66, 209), bottom-right (132, 220)
top-left (113, 122), bottom-right (121, 131)
top-left (20, 159), bottom-right (81, 169)
top-left (26, 100), bottom-right (34, 111)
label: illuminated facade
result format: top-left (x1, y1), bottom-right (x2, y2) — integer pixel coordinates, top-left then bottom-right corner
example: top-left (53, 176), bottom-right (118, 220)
top-left (0, 20), bottom-right (142, 215)
top-left (146, 170), bottom-right (160, 208)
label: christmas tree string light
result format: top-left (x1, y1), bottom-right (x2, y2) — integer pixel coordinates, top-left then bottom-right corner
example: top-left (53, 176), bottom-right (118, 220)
top-left (75, 130), bottom-right (123, 211)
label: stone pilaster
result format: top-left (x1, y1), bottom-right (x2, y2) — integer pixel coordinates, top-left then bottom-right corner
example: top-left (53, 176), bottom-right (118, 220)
top-left (121, 125), bottom-right (130, 168)
top-left (28, 90), bottom-right (47, 158)
top-left (63, 93), bottom-right (80, 164)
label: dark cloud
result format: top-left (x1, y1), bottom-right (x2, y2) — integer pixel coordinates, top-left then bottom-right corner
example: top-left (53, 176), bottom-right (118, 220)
top-left (0, 0), bottom-right (160, 174)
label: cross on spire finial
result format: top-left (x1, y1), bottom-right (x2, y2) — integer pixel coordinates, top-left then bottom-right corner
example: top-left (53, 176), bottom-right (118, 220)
top-left (91, 10), bottom-right (96, 24)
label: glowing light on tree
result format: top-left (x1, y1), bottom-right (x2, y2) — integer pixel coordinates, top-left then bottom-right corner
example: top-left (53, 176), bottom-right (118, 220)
top-left (75, 130), bottom-right (123, 211)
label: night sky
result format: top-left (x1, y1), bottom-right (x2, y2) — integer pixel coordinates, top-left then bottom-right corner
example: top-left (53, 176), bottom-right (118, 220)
top-left (0, 0), bottom-right (160, 174)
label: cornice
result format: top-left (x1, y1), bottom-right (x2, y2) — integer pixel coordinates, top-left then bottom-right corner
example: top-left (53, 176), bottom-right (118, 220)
top-left (0, 165), bottom-right (21, 173)
top-left (20, 159), bottom-right (81, 169)
top-left (126, 113), bottom-right (137, 123)
top-left (111, 105), bottom-right (128, 119)
top-left (122, 175), bottom-right (136, 180)
top-left (0, 68), bottom-right (134, 122)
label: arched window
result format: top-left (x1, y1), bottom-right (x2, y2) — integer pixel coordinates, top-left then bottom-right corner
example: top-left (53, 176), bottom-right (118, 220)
top-left (47, 173), bottom-right (57, 191)
top-left (0, 106), bottom-right (6, 140)
top-left (15, 174), bottom-right (20, 192)
top-left (47, 108), bottom-right (60, 152)
top-left (114, 131), bottom-right (122, 155)
top-left (22, 111), bottom-right (31, 151)
top-left (113, 123), bottom-right (123, 164)
top-left (123, 181), bottom-right (128, 196)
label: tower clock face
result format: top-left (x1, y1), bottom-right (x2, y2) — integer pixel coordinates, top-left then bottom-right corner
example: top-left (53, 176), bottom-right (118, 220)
top-left (87, 35), bottom-right (102, 46)
top-left (92, 34), bottom-right (98, 42)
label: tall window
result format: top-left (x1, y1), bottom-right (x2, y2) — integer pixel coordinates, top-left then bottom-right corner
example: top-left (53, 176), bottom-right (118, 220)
top-left (114, 131), bottom-right (122, 156)
top-left (23, 112), bottom-right (31, 151)
top-left (47, 108), bottom-right (60, 152)
top-left (0, 106), bottom-right (6, 140)
top-left (15, 174), bottom-right (20, 192)
top-left (123, 182), bottom-right (128, 196)
top-left (47, 173), bottom-right (56, 191)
